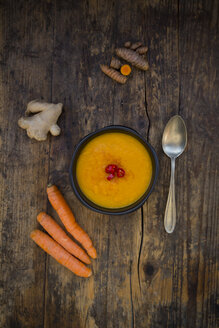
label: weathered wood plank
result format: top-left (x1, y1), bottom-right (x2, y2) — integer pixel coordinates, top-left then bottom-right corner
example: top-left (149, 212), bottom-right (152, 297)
top-left (137, 1), bottom-right (181, 327)
top-left (138, 1), bottom-right (219, 328)
top-left (105, 1), bottom-right (149, 328)
top-left (178, 1), bottom-right (219, 327)
top-left (0, 1), bottom-right (53, 327)
top-left (44, 1), bottom-right (116, 328)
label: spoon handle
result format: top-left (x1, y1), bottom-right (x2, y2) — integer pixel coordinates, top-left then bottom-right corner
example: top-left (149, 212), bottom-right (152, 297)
top-left (164, 158), bottom-right (176, 233)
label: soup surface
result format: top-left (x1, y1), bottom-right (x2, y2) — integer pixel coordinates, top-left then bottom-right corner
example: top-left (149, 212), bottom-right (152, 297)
top-left (76, 132), bottom-right (153, 208)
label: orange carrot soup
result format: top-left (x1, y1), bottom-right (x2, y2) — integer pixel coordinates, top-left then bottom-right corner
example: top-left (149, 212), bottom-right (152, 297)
top-left (76, 132), bottom-right (152, 208)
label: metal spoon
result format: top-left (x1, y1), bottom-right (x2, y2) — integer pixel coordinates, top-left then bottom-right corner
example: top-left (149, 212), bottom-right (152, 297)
top-left (162, 115), bottom-right (187, 233)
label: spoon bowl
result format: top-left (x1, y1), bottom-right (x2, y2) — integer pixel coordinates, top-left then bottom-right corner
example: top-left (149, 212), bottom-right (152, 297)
top-left (162, 115), bottom-right (187, 233)
top-left (162, 116), bottom-right (187, 158)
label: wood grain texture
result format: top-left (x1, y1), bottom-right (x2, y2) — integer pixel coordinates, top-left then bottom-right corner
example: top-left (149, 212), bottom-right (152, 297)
top-left (0, 0), bottom-right (218, 327)
top-left (178, 2), bottom-right (219, 327)
top-left (44, 1), bottom-right (116, 327)
top-left (0, 1), bottom-right (53, 327)
top-left (138, 1), bottom-right (182, 327)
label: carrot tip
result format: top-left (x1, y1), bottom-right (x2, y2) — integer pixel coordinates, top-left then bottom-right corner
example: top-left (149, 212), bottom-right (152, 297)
top-left (37, 211), bottom-right (46, 220)
top-left (30, 229), bottom-right (38, 239)
top-left (88, 248), bottom-right (97, 259)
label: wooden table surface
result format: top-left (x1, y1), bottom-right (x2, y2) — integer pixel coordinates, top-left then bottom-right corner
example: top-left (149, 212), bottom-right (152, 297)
top-left (1, 1), bottom-right (218, 327)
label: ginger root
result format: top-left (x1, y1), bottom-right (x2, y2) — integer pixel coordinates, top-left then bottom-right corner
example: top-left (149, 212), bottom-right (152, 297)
top-left (115, 48), bottom-right (149, 71)
top-left (100, 64), bottom-right (128, 84)
top-left (18, 100), bottom-right (63, 141)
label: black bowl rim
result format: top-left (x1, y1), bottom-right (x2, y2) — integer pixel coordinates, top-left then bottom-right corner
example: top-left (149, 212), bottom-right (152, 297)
top-left (69, 125), bottom-right (159, 215)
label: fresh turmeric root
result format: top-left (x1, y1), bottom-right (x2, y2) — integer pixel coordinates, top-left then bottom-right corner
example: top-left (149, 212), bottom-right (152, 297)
top-left (124, 41), bottom-right (131, 48)
top-left (136, 46), bottom-right (148, 55)
top-left (110, 57), bottom-right (122, 69)
top-left (100, 41), bottom-right (149, 83)
top-left (115, 48), bottom-right (149, 71)
top-left (100, 64), bottom-right (128, 84)
top-left (130, 42), bottom-right (142, 50)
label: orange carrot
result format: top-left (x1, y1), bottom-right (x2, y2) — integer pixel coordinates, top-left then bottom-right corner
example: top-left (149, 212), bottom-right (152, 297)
top-left (47, 185), bottom-right (97, 259)
top-left (30, 229), bottom-right (92, 277)
top-left (37, 212), bottom-right (91, 264)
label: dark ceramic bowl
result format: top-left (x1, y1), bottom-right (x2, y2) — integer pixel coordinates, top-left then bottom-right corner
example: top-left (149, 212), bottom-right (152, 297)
top-left (69, 125), bottom-right (159, 215)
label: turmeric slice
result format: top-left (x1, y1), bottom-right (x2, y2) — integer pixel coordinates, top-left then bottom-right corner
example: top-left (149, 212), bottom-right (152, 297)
top-left (136, 46), bottom-right (148, 55)
top-left (120, 64), bottom-right (132, 76)
top-left (115, 48), bottom-right (149, 71)
top-left (100, 64), bottom-right (128, 84)
top-left (110, 57), bottom-right (122, 69)
top-left (130, 42), bottom-right (142, 50)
